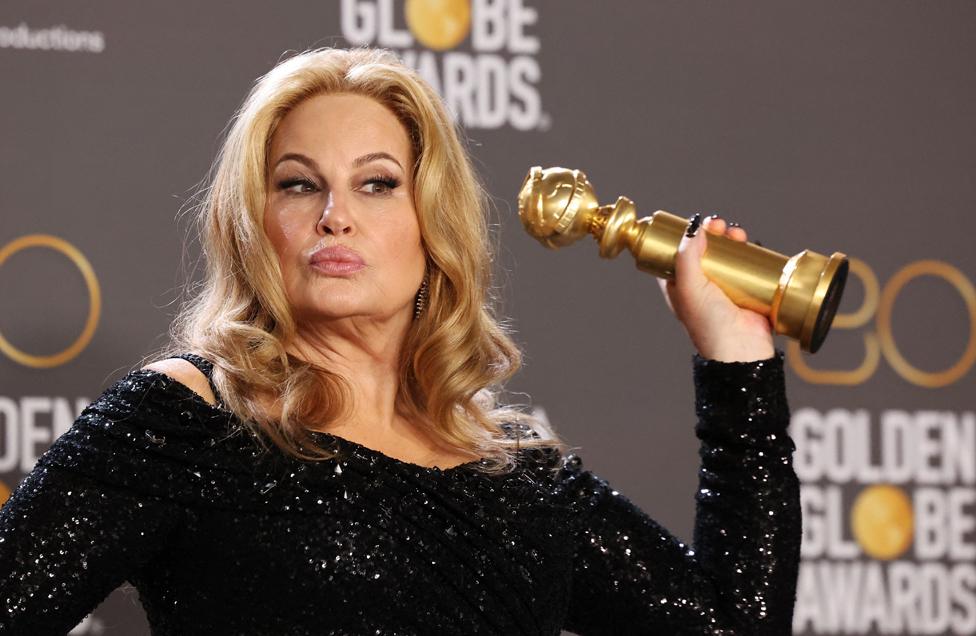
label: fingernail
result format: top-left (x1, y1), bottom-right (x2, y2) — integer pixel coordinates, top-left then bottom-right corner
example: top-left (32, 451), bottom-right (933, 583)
top-left (755, 240), bottom-right (763, 246)
top-left (686, 213), bottom-right (702, 238)
top-left (706, 213), bottom-right (721, 221)
top-left (728, 221), bottom-right (741, 228)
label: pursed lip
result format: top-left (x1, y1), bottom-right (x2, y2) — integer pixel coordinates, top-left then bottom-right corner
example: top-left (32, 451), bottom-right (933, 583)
top-left (308, 245), bottom-right (365, 266)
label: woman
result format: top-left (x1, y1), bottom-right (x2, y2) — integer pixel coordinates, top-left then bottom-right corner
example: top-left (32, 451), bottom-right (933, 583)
top-left (0, 47), bottom-right (799, 635)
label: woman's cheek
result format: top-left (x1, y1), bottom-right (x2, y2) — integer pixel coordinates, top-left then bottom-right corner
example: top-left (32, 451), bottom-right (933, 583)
top-left (390, 207), bottom-right (423, 256)
top-left (278, 210), bottom-right (309, 244)
top-left (268, 212), bottom-right (311, 269)
top-left (262, 214), bottom-right (300, 296)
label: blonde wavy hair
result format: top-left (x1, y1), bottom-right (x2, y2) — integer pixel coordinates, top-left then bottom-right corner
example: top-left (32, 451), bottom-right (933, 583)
top-left (148, 47), bottom-right (565, 474)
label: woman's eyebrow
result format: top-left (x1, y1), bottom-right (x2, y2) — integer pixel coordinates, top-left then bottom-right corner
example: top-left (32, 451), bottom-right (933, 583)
top-left (352, 152), bottom-right (403, 171)
top-left (273, 152), bottom-right (319, 171)
top-left (272, 151), bottom-right (403, 172)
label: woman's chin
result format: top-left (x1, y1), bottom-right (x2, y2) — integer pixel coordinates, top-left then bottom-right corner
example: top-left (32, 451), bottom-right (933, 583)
top-left (297, 302), bottom-right (408, 324)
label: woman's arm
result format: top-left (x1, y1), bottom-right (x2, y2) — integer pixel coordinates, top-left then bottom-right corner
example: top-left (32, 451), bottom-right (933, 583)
top-left (562, 350), bottom-right (800, 634)
top-left (0, 371), bottom-right (191, 634)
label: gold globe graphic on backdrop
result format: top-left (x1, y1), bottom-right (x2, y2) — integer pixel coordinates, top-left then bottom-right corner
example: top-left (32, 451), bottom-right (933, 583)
top-left (850, 484), bottom-right (914, 560)
top-left (405, 0), bottom-right (472, 51)
top-left (0, 480), bottom-right (10, 508)
top-left (0, 234), bottom-right (101, 368)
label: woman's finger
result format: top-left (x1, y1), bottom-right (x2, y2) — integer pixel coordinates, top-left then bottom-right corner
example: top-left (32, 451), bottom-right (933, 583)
top-left (706, 214), bottom-right (748, 242)
top-left (703, 214), bottom-right (725, 234)
top-left (656, 277), bottom-right (675, 313)
top-left (671, 214), bottom-right (710, 310)
top-left (727, 223), bottom-right (748, 242)
top-left (658, 213), bottom-right (711, 316)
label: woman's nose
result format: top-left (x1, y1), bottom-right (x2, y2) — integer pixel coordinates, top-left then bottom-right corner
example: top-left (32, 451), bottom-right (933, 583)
top-left (316, 193), bottom-right (353, 236)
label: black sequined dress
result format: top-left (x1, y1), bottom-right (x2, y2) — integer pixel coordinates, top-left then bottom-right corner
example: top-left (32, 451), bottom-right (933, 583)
top-left (0, 351), bottom-right (800, 635)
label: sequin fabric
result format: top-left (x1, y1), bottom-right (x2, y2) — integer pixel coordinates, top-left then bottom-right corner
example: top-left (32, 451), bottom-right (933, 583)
top-left (0, 351), bottom-right (799, 635)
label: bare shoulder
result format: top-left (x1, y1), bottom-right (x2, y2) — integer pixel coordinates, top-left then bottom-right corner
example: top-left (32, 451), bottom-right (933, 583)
top-left (142, 358), bottom-right (218, 406)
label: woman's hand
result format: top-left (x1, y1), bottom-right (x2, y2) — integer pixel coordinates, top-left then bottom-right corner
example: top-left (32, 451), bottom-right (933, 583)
top-left (657, 214), bottom-right (776, 363)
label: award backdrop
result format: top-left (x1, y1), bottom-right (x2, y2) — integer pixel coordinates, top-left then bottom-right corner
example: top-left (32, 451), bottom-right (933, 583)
top-left (1, 1), bottom-right (973, 634)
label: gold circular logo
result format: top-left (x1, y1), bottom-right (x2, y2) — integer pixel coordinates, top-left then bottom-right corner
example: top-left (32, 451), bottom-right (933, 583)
top-left (0, 234), bottom-right (101, 368)
top-left (850, 484), bottom-right (914, 560)
top-left (405, 0), bottom-right (472, 51)
top-left (877, 259), bottom-right (976, 388)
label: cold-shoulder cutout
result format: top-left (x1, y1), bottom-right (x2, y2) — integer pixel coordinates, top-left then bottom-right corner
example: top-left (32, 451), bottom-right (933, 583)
top-left (142, 358), bottom-right (218, 407)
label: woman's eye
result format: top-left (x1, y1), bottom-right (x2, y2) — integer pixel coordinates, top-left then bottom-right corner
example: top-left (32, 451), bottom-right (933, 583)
top-left (276, 177), bottom-right (317, 194)
top-left (362, 176), bottom-right (400, 196)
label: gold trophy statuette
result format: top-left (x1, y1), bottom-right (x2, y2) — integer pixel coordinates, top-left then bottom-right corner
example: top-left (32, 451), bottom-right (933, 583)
top-left (517, 166), bottom-right (849, 353)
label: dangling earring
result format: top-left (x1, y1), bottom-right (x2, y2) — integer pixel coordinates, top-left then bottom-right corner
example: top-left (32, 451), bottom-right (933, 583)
top-left (413, 271), bottom-right (430, 320)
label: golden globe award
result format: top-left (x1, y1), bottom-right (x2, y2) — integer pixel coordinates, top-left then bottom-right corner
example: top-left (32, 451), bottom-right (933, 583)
top-left (517, 166), bottom-right (849, 353)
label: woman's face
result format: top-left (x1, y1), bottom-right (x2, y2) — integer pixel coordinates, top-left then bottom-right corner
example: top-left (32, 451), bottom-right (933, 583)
top-left (263, 93), bottom-right (426, 328)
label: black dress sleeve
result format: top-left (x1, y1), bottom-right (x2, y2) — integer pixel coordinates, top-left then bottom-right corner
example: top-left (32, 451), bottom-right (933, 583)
top-left (0, 370), bottom-right (202, 635)
top-left (561, 350), bottom-right (800, 635)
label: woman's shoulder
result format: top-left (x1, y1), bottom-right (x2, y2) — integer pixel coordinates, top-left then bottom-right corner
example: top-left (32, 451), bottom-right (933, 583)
top-left (30, 354), bottom-right (251, 504)
top-left (74, 353), bottom-right (232, 441)
top-left (141, 356), bottom-right (219, 407)
top-left (496, 420), bottom-right (579, 475)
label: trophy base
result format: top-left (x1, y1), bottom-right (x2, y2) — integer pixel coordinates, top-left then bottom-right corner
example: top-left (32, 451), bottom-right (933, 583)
top-left (804, 253), bottom-right (849, 354)
top-left (773, 251), bottom-right (849, 354)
